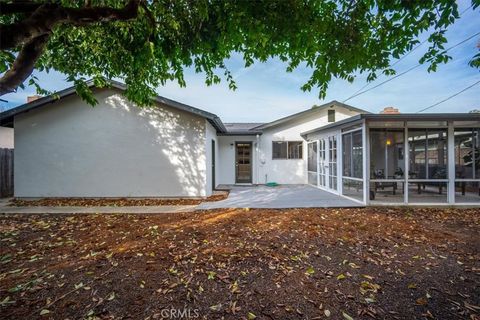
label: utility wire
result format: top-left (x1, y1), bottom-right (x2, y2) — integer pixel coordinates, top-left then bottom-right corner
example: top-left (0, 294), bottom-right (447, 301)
top-left (343, 30), bottom-right (480, 103)
top-left (342, 38), bottom-right (428, 103)
top-left (342, 5), bottom-right (475, 103)
top-left (416, 79), bottom-right (480, 113)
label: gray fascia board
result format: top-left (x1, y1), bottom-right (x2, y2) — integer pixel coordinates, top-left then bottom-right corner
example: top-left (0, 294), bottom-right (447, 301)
top-left (301, 113), bottom-right (480, 137)
top-left (217, 131), bottom-right (263, 136)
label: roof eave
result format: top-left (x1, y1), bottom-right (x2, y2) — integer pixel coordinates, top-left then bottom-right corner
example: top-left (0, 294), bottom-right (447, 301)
top-left (0, 79), bottom-right (227, 133)
top-left (254, 100), bottom-right (370, 130)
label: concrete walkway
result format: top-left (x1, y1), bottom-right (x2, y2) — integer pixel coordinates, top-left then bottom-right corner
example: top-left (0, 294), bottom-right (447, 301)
top-left (197, 184), bottom-right (363, 209)
top-left (0, 202), bottom-right (196, 214)
top-left (0, 185), bottom-right (361, 213)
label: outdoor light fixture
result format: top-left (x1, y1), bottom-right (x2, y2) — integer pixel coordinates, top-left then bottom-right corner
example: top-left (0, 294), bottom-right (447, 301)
top-left (386, 139), bottom-right (392, 146)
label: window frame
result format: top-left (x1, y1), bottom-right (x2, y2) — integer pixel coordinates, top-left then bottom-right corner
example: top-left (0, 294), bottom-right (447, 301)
top-left (272, 141), bottom-right (303, 160)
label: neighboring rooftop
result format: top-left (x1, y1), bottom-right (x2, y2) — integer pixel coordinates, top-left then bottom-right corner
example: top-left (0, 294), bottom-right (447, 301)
top-left (221, 123), bottom-right (265, 135)
top-left (380, 106), bottom-right (400, 114)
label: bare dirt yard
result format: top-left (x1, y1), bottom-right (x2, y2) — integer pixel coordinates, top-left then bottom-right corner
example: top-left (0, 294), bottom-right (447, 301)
top-left (0, 207), bottom-right (479, 320)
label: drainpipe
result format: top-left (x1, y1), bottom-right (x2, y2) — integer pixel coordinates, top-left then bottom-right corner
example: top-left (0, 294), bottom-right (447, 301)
top-left (256, 134), bottom-right (260, 185)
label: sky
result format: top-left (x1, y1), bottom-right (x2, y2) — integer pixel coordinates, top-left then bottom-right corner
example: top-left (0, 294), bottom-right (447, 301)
top-left (1, 1), bottom-right (479, 123)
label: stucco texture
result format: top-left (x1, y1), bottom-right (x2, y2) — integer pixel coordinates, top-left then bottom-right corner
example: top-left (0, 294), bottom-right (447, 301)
top-left (14, 88), bottom-right (207, 198)
top-left (258, 106), bottom-right (360, 184)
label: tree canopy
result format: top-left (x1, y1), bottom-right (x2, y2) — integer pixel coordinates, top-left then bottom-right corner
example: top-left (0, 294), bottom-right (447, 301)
top-left (1, 0), bottom-right (479, 106)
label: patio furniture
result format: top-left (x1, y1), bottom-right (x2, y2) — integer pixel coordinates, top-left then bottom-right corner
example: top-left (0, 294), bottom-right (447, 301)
top-left (372, 170), bottom-right (397, 196)
top-left (415, 167), bottom-right (446, 194)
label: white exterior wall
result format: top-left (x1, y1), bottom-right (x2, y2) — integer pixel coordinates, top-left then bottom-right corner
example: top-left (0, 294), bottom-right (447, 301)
top-left (217, 135), bottom-right (258, 185)
top-left (0, 126), bottom-right (14, 148)
top-left (205, 121), bottom-right (218, 195)
top-left (258, 106), bottom-right (359, 184)
top-left (14, 88), bottom-right (208, 198)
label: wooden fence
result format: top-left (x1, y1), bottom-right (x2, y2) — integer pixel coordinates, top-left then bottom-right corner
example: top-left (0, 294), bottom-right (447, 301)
top-left (0, 148), bottom-right (13, 197)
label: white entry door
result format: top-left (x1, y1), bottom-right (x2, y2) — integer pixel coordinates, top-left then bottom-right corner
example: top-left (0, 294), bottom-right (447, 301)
top-left (319, 138), bottom-right (327, 188)
top-left (328, 135), bottom-right (338, 191)
top-left (318, 135), bottom-right (338, 192)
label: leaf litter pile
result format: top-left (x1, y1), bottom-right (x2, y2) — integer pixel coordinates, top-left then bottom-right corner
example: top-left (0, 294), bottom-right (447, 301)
top-left (0, 207), bottom-right (479, 319)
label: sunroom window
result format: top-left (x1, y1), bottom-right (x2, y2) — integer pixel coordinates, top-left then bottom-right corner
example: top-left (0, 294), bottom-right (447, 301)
top-left (454, 127), bottom-right (480, 203)
top-left (369, 129), bottom-right (405, 203)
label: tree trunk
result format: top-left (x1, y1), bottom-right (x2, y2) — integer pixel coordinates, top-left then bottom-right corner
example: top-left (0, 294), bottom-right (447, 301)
top-left (0, 0), bottom-right (140, 95)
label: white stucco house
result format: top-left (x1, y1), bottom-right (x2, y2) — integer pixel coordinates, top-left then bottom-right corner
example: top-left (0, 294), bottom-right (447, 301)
top-left (1, 80), bottom-right (479, 206)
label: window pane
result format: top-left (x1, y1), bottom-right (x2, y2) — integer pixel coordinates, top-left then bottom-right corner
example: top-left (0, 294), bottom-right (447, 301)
top-left (455, 181), bottom-right (480, 203)
top-left (409, 130), bottom-right (426, 179)
top-left (408, 182), bottom-right (448, 203)
top-left (454, 128), bottom-right (480, 179)
top-left (342, 178), bottom-right (363, 202)
top-left (352, 131), bottom-right (363, 178)
top-left (409, 129), bottom-right (447, 179)
top-left (288, 141), bottom-right (303, 159)
top-left (272, 141), bottom-right (287, 159)
top-left (370, 129), bottom-right (405, 179)
top-left (342, 134), bottom-right (352, 177)
top-left (427, 129), bottom-right (447, 179)
top-left (307, 142), bottom-right (317, 172)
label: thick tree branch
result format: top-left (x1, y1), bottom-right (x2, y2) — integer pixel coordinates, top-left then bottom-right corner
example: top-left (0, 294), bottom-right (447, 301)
top-left (0, 35), bottom-right (49, 95)
top-left (0, 0), bottom-right (141, 96)
top-left (0, 0), bottom-right (140, 50)
top-left (0, 1), bottom-right (43, 15)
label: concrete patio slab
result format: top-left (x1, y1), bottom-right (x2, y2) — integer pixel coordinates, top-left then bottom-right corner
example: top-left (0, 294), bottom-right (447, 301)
top-left (197, 184), bottom-right (363, 209)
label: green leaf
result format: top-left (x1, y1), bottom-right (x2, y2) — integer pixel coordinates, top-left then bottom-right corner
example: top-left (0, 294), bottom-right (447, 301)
top-left (305, 266), bottom-right (315, 276)
top-left (40, 309), bottom-right (50, 315)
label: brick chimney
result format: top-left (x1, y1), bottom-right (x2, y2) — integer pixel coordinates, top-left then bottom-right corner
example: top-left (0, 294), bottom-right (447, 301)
top-left (27, 95), bottom-right (41, 103)
top-left (380, 106), bottom-right (400, 114)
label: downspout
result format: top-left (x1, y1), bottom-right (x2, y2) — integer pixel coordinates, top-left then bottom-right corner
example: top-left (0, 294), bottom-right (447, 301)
top-left (256, 134), bottom-right (260, 185)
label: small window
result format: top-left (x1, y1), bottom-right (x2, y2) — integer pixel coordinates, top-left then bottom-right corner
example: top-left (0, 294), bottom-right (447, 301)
top-left (272, 142), bottom-right (288, 159)
top-left (288, 141), bottom-right (303, 159)
top-left (328, 109), bottom-right (335, 122)
top-left (272, 141), bottom-right (303, 159)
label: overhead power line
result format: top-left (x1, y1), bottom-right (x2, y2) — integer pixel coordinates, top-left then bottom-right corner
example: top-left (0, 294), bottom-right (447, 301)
top-left (342, 39), bottom-right (428, 103)
top-left (342, 30), bottom-right (480, 103)
top-left (342, 4), bottom-right (476, 104)
top-left (416, 79), bottom-right (480, 113)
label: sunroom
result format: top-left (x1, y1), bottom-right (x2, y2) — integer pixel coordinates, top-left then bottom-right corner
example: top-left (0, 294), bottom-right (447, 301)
top-left (302, 113), bottom-right (480, 205)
